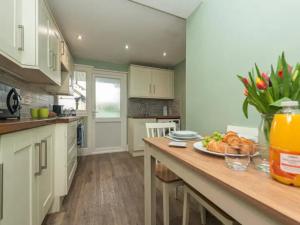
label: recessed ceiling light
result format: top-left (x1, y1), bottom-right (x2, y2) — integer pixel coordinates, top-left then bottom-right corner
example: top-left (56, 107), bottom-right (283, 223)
top-left (125, 44), bottom-right (129, 49)
top-left (163, 52), bottom-right (167, 57)
top-left (77, 35), bottom-right (82, 40)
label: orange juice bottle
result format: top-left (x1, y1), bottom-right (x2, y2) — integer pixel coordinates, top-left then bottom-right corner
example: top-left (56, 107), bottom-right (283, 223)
top-left (270, 101), bottom-right (300, 186)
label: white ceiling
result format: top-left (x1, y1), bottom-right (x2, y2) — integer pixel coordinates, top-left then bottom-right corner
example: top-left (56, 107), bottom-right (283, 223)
top-left (47, 0), bottom-right (187, 67)
top-left (130, 0), bottom-right (202, 19)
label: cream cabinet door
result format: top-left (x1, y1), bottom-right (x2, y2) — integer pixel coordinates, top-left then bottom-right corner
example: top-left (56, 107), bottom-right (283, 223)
top-left (38, 0), bottom-right (50, 77)
top-left (151, 69), bottom-right (174, 99)
top-left (0, 130), bottom-right (37, 225)
top-left (129, 65), bottom-right (152, 98)
top-left (35, 127), bottom-right (54, 225)
top-left (0, 0), bottom-right (22, 62)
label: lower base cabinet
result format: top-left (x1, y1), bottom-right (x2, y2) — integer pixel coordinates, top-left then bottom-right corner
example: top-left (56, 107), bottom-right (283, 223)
top-left (0, 125), bottom-right (54, 225)
top-left (51, 121), bottom-right (78, 212)
top-left (128, 118), bottom-right (156, 156)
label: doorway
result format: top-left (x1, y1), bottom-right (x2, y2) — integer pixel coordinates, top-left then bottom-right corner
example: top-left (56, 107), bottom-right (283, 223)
top-left (91, 71), bottom-right (127, 154)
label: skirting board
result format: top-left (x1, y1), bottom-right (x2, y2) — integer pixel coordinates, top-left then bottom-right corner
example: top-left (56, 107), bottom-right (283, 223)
top-left (78, 146), bottom-right (128, 156)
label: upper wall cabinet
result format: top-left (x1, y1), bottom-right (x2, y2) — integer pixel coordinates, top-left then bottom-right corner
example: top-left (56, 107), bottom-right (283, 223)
top-left (0, 0), bottom-right (62, 85)
top-left (128, 65), bottom-right (174, 99)
top-left (0, 0), bottom-right (23, 63)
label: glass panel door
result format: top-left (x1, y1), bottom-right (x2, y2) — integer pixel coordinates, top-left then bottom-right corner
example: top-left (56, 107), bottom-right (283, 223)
top-left (95, 77), bottom-right (121, 118)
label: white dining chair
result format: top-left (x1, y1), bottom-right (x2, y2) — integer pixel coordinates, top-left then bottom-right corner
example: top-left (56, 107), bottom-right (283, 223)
top-left (182, 185), bottom-right (235, 225)
top-left (146, 122), bottom-right (183, 225)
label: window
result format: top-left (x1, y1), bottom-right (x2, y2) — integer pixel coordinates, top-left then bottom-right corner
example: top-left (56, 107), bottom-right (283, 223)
top-left (58, 70), bottom-right (87, 111)
top-left (95, 77), bottom-right (120, 118)
top-left (73, 71), bottom-right (87, 111)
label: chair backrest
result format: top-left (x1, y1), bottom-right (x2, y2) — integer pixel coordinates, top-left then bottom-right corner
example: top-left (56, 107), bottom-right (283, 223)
top-left (226, 125), bottom-right (258, 142)
top-left (146, 122), bottom-right (177, 138)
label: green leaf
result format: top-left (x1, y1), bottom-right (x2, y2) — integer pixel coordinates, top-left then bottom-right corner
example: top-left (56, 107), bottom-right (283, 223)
top-left (243, 98), bottom-right (249, 118)
top-left (281, 52), bottom-right (291, 97)
top-left (255, 63), bottom-right (262, 78)
top-left (270, 65), bottom-right (280, 100)
top-left (270, 97), bottom-right (291, 107)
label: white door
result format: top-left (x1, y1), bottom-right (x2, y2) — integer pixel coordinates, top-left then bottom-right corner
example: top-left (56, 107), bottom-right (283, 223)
top-left (92, 72), bottom-right (127, 154)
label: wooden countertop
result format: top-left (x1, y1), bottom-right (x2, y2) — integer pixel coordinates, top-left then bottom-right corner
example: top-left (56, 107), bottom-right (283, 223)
top-left (0, 116), bottom-right (82, 135)
top-left (144, 137), bottom-right (300, 225)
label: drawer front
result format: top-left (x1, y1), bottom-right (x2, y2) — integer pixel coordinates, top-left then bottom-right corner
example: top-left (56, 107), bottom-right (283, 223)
top-left (67, 122), bottom-right (77, 149)
top-left (67, 142), bottom-right (77, 164)
top-left (67, 156), bottom-right (77, 191)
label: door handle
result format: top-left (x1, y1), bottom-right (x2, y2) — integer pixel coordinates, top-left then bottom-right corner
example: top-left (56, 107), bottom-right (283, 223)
top-left (0, 164), bottom-right (3, 220)
top-left (35, 143), bottom-right (42, 176)
top-left (18, 25), bottom-right (24, 51)
top-left (41, 140), bottom-right (48, 170)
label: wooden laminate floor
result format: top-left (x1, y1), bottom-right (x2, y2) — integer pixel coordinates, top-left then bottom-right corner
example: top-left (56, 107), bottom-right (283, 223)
top-left (43, 152), bottom-right (221, 225)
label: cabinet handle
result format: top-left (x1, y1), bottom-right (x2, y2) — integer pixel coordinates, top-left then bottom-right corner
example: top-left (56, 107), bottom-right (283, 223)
top-left (53, 53), bottom-right (56, 71)
top-left (35, 143), bottom-right (42, 176)
top-left (48, 50), bottom-right (53, 69)
top-left (149, 84), bottom-right (152, 94)
top-left (61, 41), bottom-right (65, 55)
top-left (18, 25), bottom-right (24, 51)
top-left (0, 164), bottom-right (3, 220)
top-left (153, 85), bottom-right (156, 94)
top-left (41, 140), bottom-right (48, 170)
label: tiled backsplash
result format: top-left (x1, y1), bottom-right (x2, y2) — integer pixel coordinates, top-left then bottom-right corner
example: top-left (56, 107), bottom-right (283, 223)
top-left (0, 70), bottom-right (54, 118)
top-left (128, 98), bottom-right (180, 117)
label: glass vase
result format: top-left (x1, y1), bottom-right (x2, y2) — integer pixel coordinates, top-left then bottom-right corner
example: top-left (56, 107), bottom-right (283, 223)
top-left (252, 114), bottom-right (274, 173)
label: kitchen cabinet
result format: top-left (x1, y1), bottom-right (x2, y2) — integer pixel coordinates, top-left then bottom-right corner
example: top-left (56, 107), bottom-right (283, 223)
top-left (0, 125), bottom-right (54, 225)
top-left (129, 65), bottom-right (152, 98)
top-left (128, 118), bottom-right (156, 156)
top-left (128, 65), bottom-right (174, 99)
top-left (35, 127), bottom-right (54, 225)
top-left (51, 121), bottom-right (78, 212)
top-left (0, 0), bottom-right (23, 63)
top-left (0, 130), bottom-right (37, 225)
top-left (61, 41), bottom-right (73, 72)
top-left (0, 0), bottom-right (62, 85)
top-left (46, 72), bottom-right (74, 95)
top-left (151, 68), bottom-right (174, 99)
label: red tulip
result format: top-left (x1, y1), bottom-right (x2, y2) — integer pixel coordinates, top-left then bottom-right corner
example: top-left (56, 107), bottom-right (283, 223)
top-left (278, 70), bottom-right (283, 78)
top-left (242, 77), bottom-right (249, 86)
top-left (261, 72), bottom-right (269, 81)
top-left (243, 88), bottom-right (249, 96)
top-left (256, 77), bottom-right (268, 90)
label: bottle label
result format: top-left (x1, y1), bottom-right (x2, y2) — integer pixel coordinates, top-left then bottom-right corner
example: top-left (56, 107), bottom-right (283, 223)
top-left (280, 153), bottom-right (300, 174)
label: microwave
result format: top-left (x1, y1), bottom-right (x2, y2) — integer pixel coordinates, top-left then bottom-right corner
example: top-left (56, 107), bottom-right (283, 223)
top-left (0, 82), bottom-right (21, 119)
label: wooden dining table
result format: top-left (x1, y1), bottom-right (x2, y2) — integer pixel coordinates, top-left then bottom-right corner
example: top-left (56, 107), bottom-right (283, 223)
top-left (143, 137), bottom-right (300, 225)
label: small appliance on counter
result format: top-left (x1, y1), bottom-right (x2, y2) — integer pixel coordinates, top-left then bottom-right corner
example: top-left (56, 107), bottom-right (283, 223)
top-left (53, 105), bottom-right (64, 117)
top-left (0, 82), bottom-right (21, 119)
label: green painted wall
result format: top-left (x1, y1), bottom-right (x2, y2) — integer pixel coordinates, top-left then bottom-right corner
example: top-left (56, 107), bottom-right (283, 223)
top-left (74, 58), bottom-right (129, 72)
top-left (186, 0), bottom-right (300, 134)
top-left (174, 60), bottom-right (186, 129)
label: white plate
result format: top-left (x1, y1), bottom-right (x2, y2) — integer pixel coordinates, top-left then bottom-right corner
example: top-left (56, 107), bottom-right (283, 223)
top-left (170, 134), bottom-right (202, 140)
top-left (171, 130), bottom-right (198, 138)
top-left (193, 142), bottom-right (256, 157)
top-left (193, 142), bottom-right (225, 157)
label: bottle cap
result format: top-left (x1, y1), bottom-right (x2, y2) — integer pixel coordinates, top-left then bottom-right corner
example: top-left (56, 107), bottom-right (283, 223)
top-left (281, 101), bottom-right (299, 107)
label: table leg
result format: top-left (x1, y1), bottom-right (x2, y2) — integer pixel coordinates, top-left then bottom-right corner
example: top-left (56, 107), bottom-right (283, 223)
top-left (144, 147), bottom-right (156, 225)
